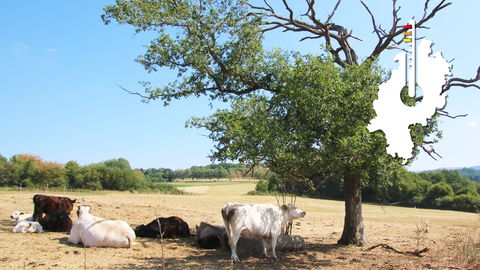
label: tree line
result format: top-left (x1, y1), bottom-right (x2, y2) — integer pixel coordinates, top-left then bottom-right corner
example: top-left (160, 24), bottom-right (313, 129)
top-left (254, 167), bottom-right (480, 213)
top-left (0, 154), bottom-right (264, 191)
top-left (2, 153), bottom-right (479, 212)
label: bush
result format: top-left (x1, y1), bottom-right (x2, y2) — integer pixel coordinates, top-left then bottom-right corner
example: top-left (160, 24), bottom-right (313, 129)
top-left (255, 179), bottom-right (269, 193)
top-left (425, 182), bottom-right (454, 207)
top-left (148, 182), bottom-right (185, 195)
top-left (451, 194), bottom-right (480, 212)
top-left (433, 195), bottom-right (453, 209)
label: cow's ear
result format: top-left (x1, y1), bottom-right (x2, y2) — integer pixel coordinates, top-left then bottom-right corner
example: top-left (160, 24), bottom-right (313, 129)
top-left (281, 205), bottom-right (288, 211)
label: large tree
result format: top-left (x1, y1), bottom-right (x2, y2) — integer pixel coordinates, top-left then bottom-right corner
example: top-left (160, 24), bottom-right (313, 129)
top-left (102, 0), bottom-right (479, 245)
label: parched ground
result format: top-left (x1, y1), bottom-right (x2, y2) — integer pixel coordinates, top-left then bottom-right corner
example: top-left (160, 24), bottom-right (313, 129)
top-left (1, 182), bottom-right (479, 269)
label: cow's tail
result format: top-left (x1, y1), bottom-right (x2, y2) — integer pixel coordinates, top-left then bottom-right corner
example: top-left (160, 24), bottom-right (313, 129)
top-left (221, 203), bottom-right (236, 243)
top-left (126, 234), bottom-right (134, 248)
top-left (126, 236), bottom-right (132, 248)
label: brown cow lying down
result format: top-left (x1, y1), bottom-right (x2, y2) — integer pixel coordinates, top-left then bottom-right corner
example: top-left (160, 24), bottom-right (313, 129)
top-left (32, 194), bottom-right (76, 221)
top-left (39, 212), bottom-right (72, 232)
top-left (134, 216), bottom-right (190, 238)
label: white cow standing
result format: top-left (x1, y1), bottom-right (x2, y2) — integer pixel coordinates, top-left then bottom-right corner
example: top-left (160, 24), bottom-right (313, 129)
top-left (68, 205), bottom-right (135, 248)
top-left (221, 202), bottom-right (306, 262)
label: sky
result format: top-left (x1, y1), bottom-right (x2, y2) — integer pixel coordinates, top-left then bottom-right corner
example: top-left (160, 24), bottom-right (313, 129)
top-left (1, 1), bottom-right (479, 171)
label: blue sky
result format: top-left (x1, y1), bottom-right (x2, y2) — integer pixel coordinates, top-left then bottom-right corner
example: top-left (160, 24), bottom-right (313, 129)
top-left (1, 1), bottom-right (479, 171)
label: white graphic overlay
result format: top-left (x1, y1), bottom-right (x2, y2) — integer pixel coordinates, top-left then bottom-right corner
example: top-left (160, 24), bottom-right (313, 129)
top-left (367, 22), bottom-right (451, 163)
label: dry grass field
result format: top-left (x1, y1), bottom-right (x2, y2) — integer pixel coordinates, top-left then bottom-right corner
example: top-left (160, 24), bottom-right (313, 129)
top-left (1, 182), bottom-right (479, 269)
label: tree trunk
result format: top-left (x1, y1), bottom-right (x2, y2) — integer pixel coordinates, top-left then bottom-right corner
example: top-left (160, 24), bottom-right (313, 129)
top-left (337, 173), bottom-right (365, 246)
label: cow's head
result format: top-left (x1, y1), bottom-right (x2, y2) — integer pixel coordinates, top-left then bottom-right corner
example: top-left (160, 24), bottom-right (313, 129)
top-left (134, 224), bottom-right (147, 236)
top-left (281, 204), bottom-right (306, 219)
top-left (10, 210), bottom-right (24, 219)
top-left (77, 205), bottom-right (92, 217)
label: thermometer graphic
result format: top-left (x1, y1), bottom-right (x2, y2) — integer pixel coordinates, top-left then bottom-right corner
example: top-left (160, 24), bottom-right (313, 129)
top-left (403, 19), bottom-right (416, 97)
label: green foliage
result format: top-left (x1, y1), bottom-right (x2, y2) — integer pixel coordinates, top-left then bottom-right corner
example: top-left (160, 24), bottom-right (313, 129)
top-left (143, 163), bottom-right (266, 181)
top-left (0, 154), bottom-right (146, 191)
top-left (451, 194), bottom-right (480, 212)
top-left (189, 55), bottom-right (401, 190)
top-left (255, 165), bottom-right (480, 213)
top-left (458, 168), bottom-right (480, 182)
top-left (425, 182), bottom-right (454, 207)
top-left (0, 153), bottom-right (260, 192)
top-left (103, 0), bottom-right (269, 104)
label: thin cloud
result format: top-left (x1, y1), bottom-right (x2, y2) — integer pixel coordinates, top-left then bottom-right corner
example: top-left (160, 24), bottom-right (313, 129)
top-left (12, 42), bottom-right (29, 53)
top-left (466, 120), bottom-right (478, 128)
top-left (46, 48), bottom-right (57, 54)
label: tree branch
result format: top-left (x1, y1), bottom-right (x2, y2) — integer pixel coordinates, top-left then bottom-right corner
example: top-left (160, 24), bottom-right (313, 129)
top-left (365, 0), bottom-right (452, 61)
top-left (117, 84), bottom-right (151, 101)
top-left (421, 145), bottom-right (442, 161)
top-left (437, 110), bottom-right (468, 119)
top-left (441, 66), bottom-right (480, 94)
top-left (366, 244), bottom-right (429, 257)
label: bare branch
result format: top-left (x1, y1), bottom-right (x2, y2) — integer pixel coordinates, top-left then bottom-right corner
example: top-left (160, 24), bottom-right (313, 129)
top-left (437, 110), bottom-right (468, 119)
top-left (421, 145), bottom-right (442, 161)
top-left (117, 84), bottom-right (151, 100)
top-left (366, 0), bottom-right (452, 61)
top-left (326, 0), bottom-right (342, 24)
top-left (366, 244), bottom-right (429, 257)
top-left (441, 66), bottom-right (480, 94)
top-left (360, 1), bottom-right (381, 40)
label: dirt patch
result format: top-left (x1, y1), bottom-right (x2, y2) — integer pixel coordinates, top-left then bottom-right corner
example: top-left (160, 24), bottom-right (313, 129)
top-left (1, 188), bottom-right (479, 269)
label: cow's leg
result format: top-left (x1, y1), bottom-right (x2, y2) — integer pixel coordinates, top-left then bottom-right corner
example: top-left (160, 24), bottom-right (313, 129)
top-left (261, 238), bottom-right (268, 257)
top-left (32, 206), bottom-right (41, 221)
top-left (228, 230), bottom-right (241, 262)
top-left (271, 235), bottom-right (279, 259)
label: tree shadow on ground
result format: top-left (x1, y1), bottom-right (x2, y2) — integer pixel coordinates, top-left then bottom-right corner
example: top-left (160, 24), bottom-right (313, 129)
top-left (114, 239), bottom-right (342, 270)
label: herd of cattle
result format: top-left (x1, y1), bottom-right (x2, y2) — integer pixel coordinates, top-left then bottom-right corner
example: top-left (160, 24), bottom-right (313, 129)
top-left (9, 194), bottom-right (306, 261)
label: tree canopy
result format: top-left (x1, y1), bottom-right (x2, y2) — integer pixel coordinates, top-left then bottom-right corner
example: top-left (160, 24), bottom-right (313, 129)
top-left (102, 0), bottom-right (479, 245)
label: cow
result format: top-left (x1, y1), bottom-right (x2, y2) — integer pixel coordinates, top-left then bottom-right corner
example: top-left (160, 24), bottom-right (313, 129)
top-left (39, 212), bottom-right (72, 232)
top-left (32, 194), bottom-right (76, 221)
top-left (10, 210), bottom-right (33, 224)
top-left (134, 216), bottom-right (190, 239)
top-left (12, 220), bottom-right (44, 233)
top-left (68, 205), bottom-right (135, 248)
top-left (196, 222), bottom-right (229, 249)
top-left (221, 202), bottom-right (306, 262)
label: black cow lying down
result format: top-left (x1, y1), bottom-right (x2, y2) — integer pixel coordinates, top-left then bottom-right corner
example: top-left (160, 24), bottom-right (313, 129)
top-left (39, 212), bottom-right (72, 232)
top-left (134, 216), bottom-right (190, 238)
top-left (196, 222), bottom-right (229, 249)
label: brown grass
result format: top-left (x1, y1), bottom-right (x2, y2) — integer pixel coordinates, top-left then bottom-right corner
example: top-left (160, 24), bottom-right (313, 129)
top-left (1, 182), bottom-right (479, 269)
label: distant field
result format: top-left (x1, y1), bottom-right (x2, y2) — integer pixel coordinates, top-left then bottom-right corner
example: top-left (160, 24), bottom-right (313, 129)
top-left (171, 180), bottom-right (257, 195)
top-left (1, 182), bottom-right (479, 269)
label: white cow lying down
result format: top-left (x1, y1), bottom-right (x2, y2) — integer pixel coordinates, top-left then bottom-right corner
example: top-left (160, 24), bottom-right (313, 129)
top-left (221, 202), bottom-right (306, 262)
top-left (68, 205), bottom-right (135, 248)
top-left (10, 210), bottom-right (33, 224)
top-left (13, 220), bottom-right (43, 233)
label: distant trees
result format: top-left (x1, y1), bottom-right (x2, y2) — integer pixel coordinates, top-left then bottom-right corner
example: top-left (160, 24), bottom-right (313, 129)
top-left (142, 163), bottom-right (268, 182)
top-left (0, 153), bottom-right (264, 191)
top-left (2, 152), bottom-right (479, 212)
top-left (255, 166), bottom-right (480, 213)
top-left (0, 154), bottom-right (66, 188)
top-left (0, 155), bottom-right (144, 191)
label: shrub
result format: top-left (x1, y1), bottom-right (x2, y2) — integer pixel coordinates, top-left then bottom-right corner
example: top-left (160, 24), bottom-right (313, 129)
top-left (451, 194), bottom-right (480, 212)
top-left (255, 179), bottom-right (269, 193)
